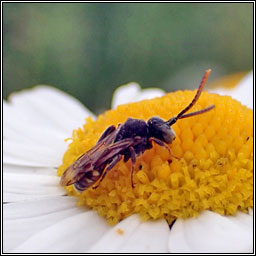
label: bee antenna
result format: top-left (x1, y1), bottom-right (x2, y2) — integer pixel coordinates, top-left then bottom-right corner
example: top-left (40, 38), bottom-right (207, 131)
top-left (167, 69), bottom-right (212, 126)
top-left (178, 104), bottom-right (215, 119)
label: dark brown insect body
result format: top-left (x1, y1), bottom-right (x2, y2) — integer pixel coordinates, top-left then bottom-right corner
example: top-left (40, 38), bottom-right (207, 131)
top-left (60, 69), bottom-right (215, 192)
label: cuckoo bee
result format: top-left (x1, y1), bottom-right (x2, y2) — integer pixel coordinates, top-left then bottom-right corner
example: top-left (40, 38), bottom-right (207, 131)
top-left (60, 69), bottom-right (215, 192)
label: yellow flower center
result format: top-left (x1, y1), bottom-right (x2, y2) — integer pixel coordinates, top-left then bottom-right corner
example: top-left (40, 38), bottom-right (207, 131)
top-left (58, 90), bottom-right (253, 225)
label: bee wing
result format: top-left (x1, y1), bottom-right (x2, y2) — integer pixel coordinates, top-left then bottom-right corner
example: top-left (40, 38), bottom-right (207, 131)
top-left (60, 124), bottom-right (130, 186)
top-left (93, 137), bottom-right (139, 168)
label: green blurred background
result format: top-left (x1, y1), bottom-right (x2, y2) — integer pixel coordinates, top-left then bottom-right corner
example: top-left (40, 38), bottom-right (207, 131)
top-left (3, 3), bottom-right (253, 113)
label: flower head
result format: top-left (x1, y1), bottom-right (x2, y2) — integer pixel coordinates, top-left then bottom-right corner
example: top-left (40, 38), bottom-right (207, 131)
top-left (58, 84), bottom-right (253, 225)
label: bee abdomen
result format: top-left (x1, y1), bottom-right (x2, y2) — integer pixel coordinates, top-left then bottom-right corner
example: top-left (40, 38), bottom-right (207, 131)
top-left (74, 177), bottom-right (94, 192)
top-left (74, 170), bottom-right (101, 192)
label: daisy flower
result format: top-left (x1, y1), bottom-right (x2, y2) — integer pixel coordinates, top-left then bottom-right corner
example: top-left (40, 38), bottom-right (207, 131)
top-left (3, 71), bottom-right (253, 253)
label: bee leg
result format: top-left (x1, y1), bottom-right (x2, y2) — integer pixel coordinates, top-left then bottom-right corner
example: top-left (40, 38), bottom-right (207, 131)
top-left (149, 137), bottom-right (180, 160)
top-left (92, 154), bottom-right (122, 189)
top-left (129, 146), bottom-right (136, 188)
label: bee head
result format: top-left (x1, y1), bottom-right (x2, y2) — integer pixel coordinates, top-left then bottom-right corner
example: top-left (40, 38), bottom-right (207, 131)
top-left (147, 117), bottom-right (176, 144)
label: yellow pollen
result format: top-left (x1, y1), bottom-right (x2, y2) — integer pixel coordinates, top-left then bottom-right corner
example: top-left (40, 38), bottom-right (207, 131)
top-left (58, 90), bottom-right (253, 225)
top-left (117, 228), bottom-right (124, 235)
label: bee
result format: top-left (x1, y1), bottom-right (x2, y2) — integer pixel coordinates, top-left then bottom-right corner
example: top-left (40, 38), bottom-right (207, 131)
top-left (60, 69), bottom-right (215, 192)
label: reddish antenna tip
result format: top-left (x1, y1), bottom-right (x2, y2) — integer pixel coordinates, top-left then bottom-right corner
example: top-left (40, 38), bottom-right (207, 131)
top-left (166, 69), bottom-right (214, 126)
top-left (205, 69), bottom-right (212, 77)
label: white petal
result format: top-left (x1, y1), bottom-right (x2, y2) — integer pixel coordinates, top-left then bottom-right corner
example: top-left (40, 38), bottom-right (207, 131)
top-left (3, 127), bottom-right (68, 167)
top-left (3, 197), bottom-right (85, 252)
top-left (9, 211), bottom-right (110, 253)
top-left (3, 192), bottom-right (66, 203)
top-left (168, 210), bottom-right (253, 253)
top-left (209, 71), bottom-right (253, 109)
top-left (135, 88), bottom-right (166, 102)
top-left (111, 83), bottom-right (140, 109)
top-left (8, 85), bottom-right (95, 133)
top-left (3, 155), bottom-right (55, 168)
top-left (4, 86), bottom-right (95, 166)
top-left (3, 100), bottom-right (67, 140)
top-left (112, 82), bottom-right (165, 109)
top-left (88, 214), bottom-right (169, 253)
top-left (3, 196), bottom-right (77, 220)
top-left (3, 139), bottom-right (64, 167)
top-left (3, 164), bottom-right (57, 176)
top-left (3, 165), bottom-right (65, 202)
top-left (4, 100), bottom-right (68, 150)
top-left (4, 172), bottom-right (61, 192)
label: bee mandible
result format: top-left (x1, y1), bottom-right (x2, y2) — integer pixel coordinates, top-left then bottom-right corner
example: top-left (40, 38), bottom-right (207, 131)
top-left (60, 69), bottom-right (215, 192)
